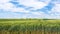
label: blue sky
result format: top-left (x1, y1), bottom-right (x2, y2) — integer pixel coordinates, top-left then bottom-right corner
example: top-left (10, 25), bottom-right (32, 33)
top-left (0, 0), bottom-right (60, 19)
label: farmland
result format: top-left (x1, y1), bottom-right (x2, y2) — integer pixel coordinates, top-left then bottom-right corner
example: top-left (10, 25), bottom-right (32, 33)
top-left (0, 19), bottom-right (60, 34)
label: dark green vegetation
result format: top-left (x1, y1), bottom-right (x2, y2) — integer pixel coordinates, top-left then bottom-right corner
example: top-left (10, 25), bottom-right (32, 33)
top-left (0, 19), bottom-right (60, 34)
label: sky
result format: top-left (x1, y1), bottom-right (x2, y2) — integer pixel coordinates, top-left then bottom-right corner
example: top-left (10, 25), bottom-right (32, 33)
top-left (0, 0), bottom-right (60, 19)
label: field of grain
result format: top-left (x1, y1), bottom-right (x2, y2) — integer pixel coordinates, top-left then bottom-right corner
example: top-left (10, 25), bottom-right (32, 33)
top-left (0, 19), bottom-right (60, 34)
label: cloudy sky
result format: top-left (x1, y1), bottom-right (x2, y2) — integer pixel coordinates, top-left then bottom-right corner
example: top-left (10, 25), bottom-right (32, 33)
top-left (0, 0), bottom-right (60, 19)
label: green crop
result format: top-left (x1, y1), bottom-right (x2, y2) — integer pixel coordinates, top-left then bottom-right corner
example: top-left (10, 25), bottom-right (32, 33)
top-left (0, 19), bottom-right (60, 34)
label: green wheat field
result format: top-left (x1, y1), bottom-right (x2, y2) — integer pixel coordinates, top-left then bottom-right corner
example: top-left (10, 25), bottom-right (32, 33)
top-left (0, 19), bottom-right (60, 34)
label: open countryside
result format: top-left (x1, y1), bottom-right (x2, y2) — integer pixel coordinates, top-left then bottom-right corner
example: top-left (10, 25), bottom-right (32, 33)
top-left (0, 19), bottom-right (60, 34)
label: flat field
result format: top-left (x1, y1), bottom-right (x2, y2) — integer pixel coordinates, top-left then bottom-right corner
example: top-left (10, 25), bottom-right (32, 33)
top-left (0, 19), bottom-right (60, 34)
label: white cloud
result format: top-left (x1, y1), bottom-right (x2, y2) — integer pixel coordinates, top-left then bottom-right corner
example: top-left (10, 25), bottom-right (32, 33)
top-left (0, 0), bottom-right (51, 12)
top-left (0, 0), bottom-right (9, 4)
top-left (19, 0), bottom-right (51, 9)
top-left (0, 1), bottom-right (15, 11)
top-left (0, 0), bottom-right (60, 19)
top-left (52, 4), bottom-right (60, 12)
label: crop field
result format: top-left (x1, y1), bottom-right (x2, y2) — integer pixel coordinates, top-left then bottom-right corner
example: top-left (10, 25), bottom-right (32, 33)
top-left (0, 19), bottom-right (60, 34)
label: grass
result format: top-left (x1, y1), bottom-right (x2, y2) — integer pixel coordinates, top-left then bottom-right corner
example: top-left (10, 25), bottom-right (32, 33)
top-left (0, 19), bottom-right (60, 34)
